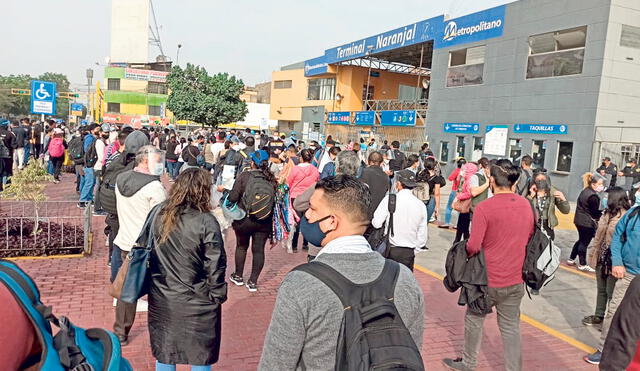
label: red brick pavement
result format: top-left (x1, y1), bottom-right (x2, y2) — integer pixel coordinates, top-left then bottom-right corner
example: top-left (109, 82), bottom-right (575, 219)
top-left (6, 174), bottom-right (596, 370)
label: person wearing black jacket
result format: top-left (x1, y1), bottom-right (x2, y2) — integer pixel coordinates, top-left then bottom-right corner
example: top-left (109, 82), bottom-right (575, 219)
top-left (149, 168), bottom-right (227, 369)
top-left (388, 140), bottom-right (406, 173)
top-left (11, 120), bottom-right (28, 170)
top-left (360, 151), bottom-right (391, 218)
top-left (165, 135), bottom-right (179, 180)
top-left (0, 120), bottom-right (18, 192)
top-left (597, 157), bottom-right (618, 187)
top-left (600, 275), bottom-right (640, 370)
top-left (569, 173), bottom-right (604, 272)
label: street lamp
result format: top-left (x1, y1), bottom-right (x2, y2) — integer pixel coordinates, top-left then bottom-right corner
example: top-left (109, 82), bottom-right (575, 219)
top-left (176, 44), bottom-right (182, 66)
top-left (86, 69), bottom-right (93, 122)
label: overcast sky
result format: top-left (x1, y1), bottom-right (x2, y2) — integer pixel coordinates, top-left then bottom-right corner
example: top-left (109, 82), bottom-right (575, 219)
top-left (2, 0), bottom-right (514, 89)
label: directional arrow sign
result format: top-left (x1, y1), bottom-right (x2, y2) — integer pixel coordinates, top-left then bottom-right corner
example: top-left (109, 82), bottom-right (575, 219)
top-left (443, 123), bottom-right (480, 134)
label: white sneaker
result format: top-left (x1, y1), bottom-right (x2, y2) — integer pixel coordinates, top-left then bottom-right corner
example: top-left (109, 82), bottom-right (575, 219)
top-left (113, 298), bottom-right (117, 307)
top-left (136, 299), bottom-right (148, 312)
top-left (578, 265), bottom-right (596, 273)
top-left (567, 259), bottom-right (576, 266)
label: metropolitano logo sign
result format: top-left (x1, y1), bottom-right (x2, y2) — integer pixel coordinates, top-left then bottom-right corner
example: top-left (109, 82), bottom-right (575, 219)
top-left (435, 5), bottom-right (505, 49)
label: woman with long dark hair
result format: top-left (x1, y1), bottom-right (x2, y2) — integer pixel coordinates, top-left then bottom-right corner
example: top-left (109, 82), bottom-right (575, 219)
top-left (582, 186), bottom-right (630, 326)
top-left (453, 162), bottom-right (478, 243)
top-left (570, 173), bottom-right (605, 272)
top-left (148, 168), bottom-right (227, 371)
top-left (228, 150), bottom-right (277, 292)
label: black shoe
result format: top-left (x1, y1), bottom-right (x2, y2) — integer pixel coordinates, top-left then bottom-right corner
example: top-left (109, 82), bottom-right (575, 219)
top-left (117, 334), bottom-right (128, 346)
top-left (77, 201), bottom-right (87, 208)
top-left (246, 281), bottom-right (258, 292)
top-left (93, 209), bottom-right (107, 216)
top-left (292, 247), bottom-right (298, 253)
top-left (442, 358), bottom-right (473, 371)
top-left (302, 244), bottom-right (309, 251)
top-left (229, 273), bottom-right (244, 286)
top-left (530, 289), bottom-right (540, 295)
top-left (582, 315), bottom-right (604, 326)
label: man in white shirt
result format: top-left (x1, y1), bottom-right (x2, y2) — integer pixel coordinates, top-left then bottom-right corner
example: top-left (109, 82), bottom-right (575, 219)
top-left (372, 169), bottom-right (428, 271)
top-left (92, 127), bottom-right (108, 215)
top-left (112, 145), bottom-right (167, 345)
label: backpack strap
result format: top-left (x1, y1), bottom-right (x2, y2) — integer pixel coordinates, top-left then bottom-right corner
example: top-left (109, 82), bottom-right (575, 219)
top-left (293, 260), bottom-right (400, 308)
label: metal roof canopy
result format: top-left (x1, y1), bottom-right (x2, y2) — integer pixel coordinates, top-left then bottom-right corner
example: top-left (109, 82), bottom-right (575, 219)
top-left (338, 41), bottom-right (433, 75)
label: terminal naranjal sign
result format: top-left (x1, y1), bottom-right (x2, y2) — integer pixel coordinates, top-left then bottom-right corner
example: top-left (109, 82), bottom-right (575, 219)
top-left (514, 124), bottom-right (567, 135)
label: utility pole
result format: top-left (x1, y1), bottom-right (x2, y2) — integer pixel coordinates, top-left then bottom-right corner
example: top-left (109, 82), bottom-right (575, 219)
top-left (176, 44), bottom-right (182, 66)
top-left (86, 69), bottom-right (93, 123)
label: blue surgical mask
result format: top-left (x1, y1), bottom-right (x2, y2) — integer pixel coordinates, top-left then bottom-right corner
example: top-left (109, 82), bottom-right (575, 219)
top-left (151, 162), bottom-right (164, 176)
top-left (300, 214), bottom-right (333, 247)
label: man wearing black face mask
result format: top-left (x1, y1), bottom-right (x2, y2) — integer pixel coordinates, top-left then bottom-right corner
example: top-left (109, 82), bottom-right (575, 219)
top-left (527, 171), bottom-right (570, 240)
top-left (260, 175), bottom-right (424, 370)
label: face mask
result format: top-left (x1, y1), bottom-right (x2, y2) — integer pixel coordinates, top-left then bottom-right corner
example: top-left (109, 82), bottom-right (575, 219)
top-left (151, 162), bottom-right (164, 176)
top-left (300, 215), bottom-right (333, 247)
top-left (534, 179), bottom-right (549, 191)
top-left (595, 185), bottom-right (605, 193)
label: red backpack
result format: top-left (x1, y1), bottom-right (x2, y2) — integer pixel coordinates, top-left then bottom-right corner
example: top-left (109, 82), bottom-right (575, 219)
top-left (49, 137), bottom-right (65, 157)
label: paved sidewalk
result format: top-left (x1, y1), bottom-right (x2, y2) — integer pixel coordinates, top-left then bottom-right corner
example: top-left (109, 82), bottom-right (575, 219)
top-left (5, 175), bottom-right (596, 370)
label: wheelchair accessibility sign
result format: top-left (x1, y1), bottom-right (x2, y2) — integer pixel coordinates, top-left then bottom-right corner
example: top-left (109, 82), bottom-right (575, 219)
top-left (30, 80), bottom-right (57, 115)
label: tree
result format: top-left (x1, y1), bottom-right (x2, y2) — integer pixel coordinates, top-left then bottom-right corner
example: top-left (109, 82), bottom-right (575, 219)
top-left (166, 64), bottom-right (248, 128)
top-left (0, 72), bottom-right (71, 118)
top-left (0, 159), bottom-right (53, 235)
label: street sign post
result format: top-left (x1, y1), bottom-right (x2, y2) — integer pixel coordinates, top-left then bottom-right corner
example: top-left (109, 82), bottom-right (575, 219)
top-left (380, 110), bottom-right (416, 126)
top-left (327, 111), bottom-right (351, 125)
top-left (30, 80), bottom-right (57, 116)
top-left (354, 111), bottom-right (375, 125)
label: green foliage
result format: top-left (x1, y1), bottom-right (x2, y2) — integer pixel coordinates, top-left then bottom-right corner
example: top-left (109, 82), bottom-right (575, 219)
top-left (166, 64), bottom-right (248, 128)
top-left (1, 159), bottom-right (52, 203)
top-left (0, 72), bottom-right (71, 118)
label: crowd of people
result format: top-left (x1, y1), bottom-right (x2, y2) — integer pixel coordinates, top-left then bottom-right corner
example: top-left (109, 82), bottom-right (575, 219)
top-left (2, 118), bottom-right (640, 370)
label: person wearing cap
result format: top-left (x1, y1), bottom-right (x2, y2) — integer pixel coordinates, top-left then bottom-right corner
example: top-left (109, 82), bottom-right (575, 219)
top-left (372, 169), bottom-right (428, 271)
top-left (284, 131), bottom-right (297, 149)
top-left (226, 150), bottom-right (277, 292)
top-left (597, 157), bottom-right (618, 187)
top-left (618, 158), bottom-right (640, 196)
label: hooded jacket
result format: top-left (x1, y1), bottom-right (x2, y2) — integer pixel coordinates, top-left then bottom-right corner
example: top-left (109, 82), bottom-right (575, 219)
top-left (113, 169), bottom-right (166, 251)
top-left (287, 163), bottom-right (320, 199)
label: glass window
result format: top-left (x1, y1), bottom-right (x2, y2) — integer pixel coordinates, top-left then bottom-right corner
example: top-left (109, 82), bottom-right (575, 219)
top-left (456, 136), bottom-right (466, 158)
top-left (148, 81), bottom-right (168, 94)
top-left (556, 142), bottom-right (573, 172)
top-left (509, 139), bottom-right (522, 164)
top-left (107, 78), bottom-right (120, 90)
top-left (107, 102), bottom-right (120, 113)
top-left (307, 78), bottom-right (336, 100)
top-left (527, 26), bottom-right (587, 79)
top-left (620, 24), bottom-right (640, 49)
top-left (440, 141), bottom-right (449, 163)
top-left (473, 137), bottom-right (484, 152)
top-left (447, 45), bottom-right (485, 87)
top-left (532, 140), bottom-right (546, 169)
top-left (274, 80), bottom-right (292, 89)
top-left (148, 105), bottom-right (162, 116)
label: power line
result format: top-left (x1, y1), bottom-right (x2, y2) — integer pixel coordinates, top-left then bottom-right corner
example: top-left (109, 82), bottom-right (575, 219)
top-left (148, 0), bottom-right (165, 57)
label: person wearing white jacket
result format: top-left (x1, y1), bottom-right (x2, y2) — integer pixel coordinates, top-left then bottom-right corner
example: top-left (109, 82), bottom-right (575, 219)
top-left (112, 145), bottom-right (167, 345)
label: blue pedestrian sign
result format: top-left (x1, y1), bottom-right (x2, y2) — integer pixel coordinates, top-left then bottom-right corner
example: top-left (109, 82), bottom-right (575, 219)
top-left (444, 123), bottom-right (479, 134)
top-left (30, 80), bottom-right (57, 115)
top-left (354, 111), bottom-right (375, 125)
top-left (514, 124), bottom-right (567, 135)
top-left (327, 111), bottom-right (351, 125)
top-left (380, 110), bottom-right (416, 126)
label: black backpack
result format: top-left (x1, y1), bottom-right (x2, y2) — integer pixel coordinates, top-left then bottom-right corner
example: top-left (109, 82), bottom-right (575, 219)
top-left (0, 136), bottom-right (10, 159)
top-left (84, 140), bottom-right (99, 168)
top-left (389, 150), bottom-right (407, 172)
top-left (68, 136), bottom-right (85, 165)
top-left (242, 171), bottom-right (275, 221)
top-left (294, 260), bottom-right (424, 371)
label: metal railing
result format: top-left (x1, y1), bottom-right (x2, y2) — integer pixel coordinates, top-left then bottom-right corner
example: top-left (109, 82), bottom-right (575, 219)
top-left (0, 201), bottom-right (92, 258)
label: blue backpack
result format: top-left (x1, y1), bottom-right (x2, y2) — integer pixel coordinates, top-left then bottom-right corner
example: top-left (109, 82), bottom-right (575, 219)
top-left (0, 260), bottom-right (133, 371)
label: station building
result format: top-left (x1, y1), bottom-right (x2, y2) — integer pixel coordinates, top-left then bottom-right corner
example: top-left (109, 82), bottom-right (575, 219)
top-left (270, 0), bottom-right (640, 198)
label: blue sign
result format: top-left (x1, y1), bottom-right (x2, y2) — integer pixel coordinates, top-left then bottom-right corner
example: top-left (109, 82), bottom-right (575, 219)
top-left (30, 80), bottom-right (57, 115)
top-left (323, 15), bottom-right (442, 64)
top-left (304, 55), bottom-right (329, 77)
top-left (355, 111), bottom-right (375, 125)
top-left (444, 123), bottom-right (480, 134)
top-left (514, 124), bottom-right (568, 135)
top-left (70, 103), bottom-right (84, 112)
top-left (327, 111), bottom-right (351, 125)
top-left (380, 110), bottom-right (416, 126)
top-left (434, 5), bottom-right (505, 49)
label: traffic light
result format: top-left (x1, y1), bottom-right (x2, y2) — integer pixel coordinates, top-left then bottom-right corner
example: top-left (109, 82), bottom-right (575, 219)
top-left (10, 88), bottom-right (30, 96)
top-left (58, 92), bottom-right (80, 99)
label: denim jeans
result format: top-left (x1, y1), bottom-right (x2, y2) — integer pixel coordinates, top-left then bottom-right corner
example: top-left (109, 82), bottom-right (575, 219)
top-left (425, 198), bottom-right (436, 222)
top-left (23, 144), bottom-right (31, 165)
top-left (166, 161), bottom-right (178, 179)
top-left (156, 361), bottom-right (211, 371)
top-left (445, 191), bottom-right (457, 225)
top-left (463, 283), bottom-right (525, 371)
top-left (79, 167), bottom-right (95, 202)
top-left (47, 160), bottom-right (54, 175)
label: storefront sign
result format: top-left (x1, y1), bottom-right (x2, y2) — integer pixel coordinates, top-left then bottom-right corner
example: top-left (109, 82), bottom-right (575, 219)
top-left (435, 5), bottom-right (505, 49)
top-left (380, 110), bottom-right (416, 126)
top-left (124, 68), bottom-right (168, 82)
top-left (70, 103), bottom-right (84, 116)
top-left (484, 125), bottom-right (509, 156)
top-left (514, 124), bottom-right (567, 135)
top-left (444, 122), bottom-right (479, 134)
top-left (304, 56), bottom-right (329, 77)
top-left (327, 111), bottom-right (351, 125)
top-left (103, 113), bottom-right (170, 128)
top-left (355, 111), bottom-right (375, 125)
top-left (323, 15), bottom-right (442, 64)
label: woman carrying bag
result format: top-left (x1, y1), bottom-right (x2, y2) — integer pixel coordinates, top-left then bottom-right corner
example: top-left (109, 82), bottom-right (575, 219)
top-left (149, 168), bottom-right (227, 371)
top-left (452, 162), bottom-right (477, 243)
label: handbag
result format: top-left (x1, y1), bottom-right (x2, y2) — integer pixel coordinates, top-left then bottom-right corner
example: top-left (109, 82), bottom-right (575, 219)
top-left (598, 245), bottom-right (612, 279)
top-left (109, 203), bottom-right (163, 303)
top-left (452, 196), bottom-right (471, 213)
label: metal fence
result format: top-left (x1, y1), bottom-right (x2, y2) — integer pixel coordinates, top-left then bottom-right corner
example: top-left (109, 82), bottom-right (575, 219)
top-left (0, 201), bottom-right (92, 258)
